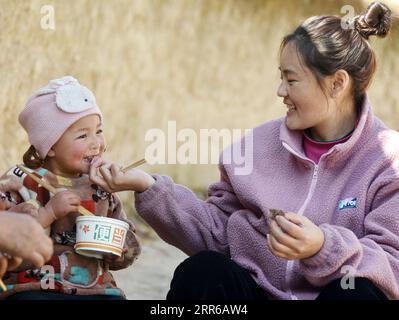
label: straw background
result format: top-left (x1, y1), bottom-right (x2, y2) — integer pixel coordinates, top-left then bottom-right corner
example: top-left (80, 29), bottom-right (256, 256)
top-left (1, 0), bottom-right (398, 232)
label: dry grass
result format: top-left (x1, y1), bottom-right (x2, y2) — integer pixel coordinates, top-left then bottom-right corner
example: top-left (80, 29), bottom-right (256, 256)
top-left (1, 0), bottom-right (398, 226)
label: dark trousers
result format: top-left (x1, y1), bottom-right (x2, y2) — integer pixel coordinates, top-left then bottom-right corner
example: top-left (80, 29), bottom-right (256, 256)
top-left (167, 250), bottom-right (388, 300)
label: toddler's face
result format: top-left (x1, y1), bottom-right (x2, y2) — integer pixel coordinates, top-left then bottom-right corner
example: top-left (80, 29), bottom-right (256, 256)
top-left (46, 114), bottom-right (105, 177)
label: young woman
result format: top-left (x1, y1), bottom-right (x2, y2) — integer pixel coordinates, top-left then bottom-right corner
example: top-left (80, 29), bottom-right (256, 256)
top-left (90, 2), bottom-right (396, 300)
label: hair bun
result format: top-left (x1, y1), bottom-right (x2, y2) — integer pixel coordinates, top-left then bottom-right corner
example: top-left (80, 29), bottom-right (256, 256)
top-left (354, 2), bottom-right (392, 39)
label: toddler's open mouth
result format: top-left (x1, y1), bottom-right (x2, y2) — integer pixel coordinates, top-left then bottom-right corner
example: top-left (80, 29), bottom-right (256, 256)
top-left (83, 155), bottom-right (96, 164)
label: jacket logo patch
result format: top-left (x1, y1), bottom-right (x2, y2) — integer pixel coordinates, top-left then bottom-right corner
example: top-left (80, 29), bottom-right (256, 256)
top-left (338, 197), bottom-right (357, 210)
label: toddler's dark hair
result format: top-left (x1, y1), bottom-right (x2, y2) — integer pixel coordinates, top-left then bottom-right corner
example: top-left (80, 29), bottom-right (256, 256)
top-left (23, 145), bottom-right (44, 169)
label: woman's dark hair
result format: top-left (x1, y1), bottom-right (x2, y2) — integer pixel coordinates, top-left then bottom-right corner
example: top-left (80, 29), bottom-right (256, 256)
top-left (23, 145), bottom-right (44, 169)
top-left (280, 2), bottom-right (392, 106)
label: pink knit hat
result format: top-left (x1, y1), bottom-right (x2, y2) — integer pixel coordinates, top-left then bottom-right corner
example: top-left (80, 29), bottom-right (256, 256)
top-left (19, 76), bottom-right (103, 159)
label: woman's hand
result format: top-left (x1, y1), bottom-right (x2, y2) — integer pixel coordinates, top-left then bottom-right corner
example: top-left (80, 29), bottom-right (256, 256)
top-left (0, 253), bottom-right (23, 279)
top-left (10, 202), bottom-right (39, 218)
top-left (0, 176), bottom-right (22, 193)
top-left (0, 176), bottom-right (22, 210)
top-left (267, 212), bottom-right (325, 260)
top-left (89, 157), bottom-right (155, 193)
top-left (0, 254), bottom-right (8, 279)
top-left (0, 212), bottom-right (53, 268)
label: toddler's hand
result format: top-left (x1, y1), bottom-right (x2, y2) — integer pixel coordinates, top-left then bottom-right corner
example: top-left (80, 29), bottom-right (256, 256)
top-left (89, 157), bottom-right (155, 193)
top-left (45, 190), bottom-right (81, 220)
top-left (102, 247), bottom-right (127, 266)
top-left (103, 253), bottom-right (124, 265)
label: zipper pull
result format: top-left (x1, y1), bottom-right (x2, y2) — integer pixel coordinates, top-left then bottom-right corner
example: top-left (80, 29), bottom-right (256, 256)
top-left (313, 165), bottom-right (319, 178)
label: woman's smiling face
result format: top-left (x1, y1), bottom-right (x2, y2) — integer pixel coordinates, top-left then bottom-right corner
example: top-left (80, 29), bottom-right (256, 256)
top-left (277, 41), bottom-right (332, 131)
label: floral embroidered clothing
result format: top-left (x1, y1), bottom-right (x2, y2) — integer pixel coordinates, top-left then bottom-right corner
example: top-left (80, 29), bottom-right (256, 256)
top-left (0, 166), bottom-right (141, 299)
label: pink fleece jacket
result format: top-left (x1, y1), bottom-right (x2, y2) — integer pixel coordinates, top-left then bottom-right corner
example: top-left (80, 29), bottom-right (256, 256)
top-left (135, 95), bottom-right (399, 300)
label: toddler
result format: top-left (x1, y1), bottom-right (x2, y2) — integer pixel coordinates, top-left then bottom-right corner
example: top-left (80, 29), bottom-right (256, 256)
top-left (0, 76), bottom-right (141, 299)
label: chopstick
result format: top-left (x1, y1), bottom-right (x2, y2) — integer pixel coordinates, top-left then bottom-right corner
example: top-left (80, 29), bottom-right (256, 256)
top-left (121, 158), bottom-right (146, 173)
top-left (0, 252), bottom-right (7, 291)
top-left (16, 165), bottom-right (94, 216)
top-left (0, 279), bottom-right (7, 292)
